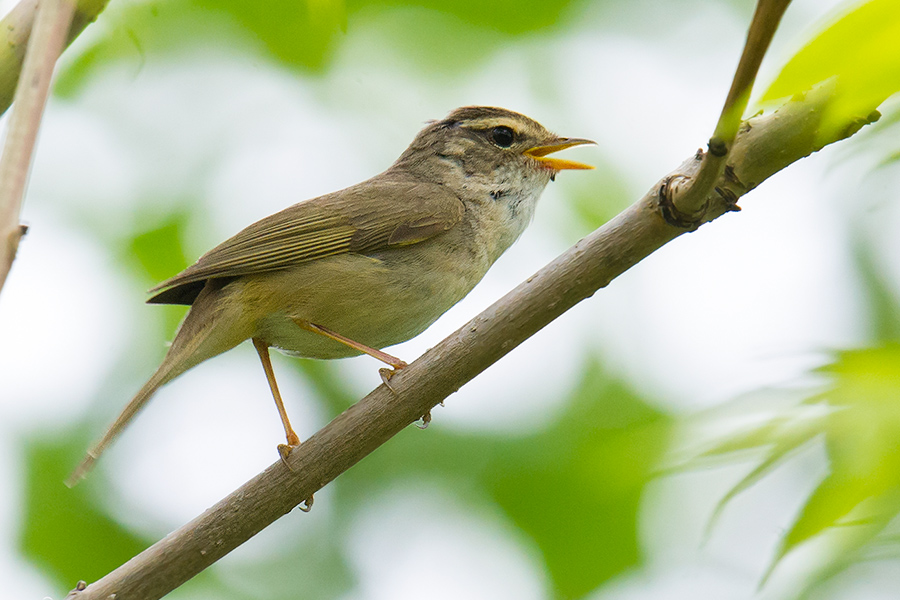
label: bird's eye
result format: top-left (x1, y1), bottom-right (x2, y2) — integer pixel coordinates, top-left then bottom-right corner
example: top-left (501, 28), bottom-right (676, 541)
top-left (490, 126), bottom-right (515, 148)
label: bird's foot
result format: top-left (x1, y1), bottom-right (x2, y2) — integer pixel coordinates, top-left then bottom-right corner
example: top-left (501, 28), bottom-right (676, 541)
top-left (278, 431), bottom-right (301, 472)
top-left (379, 361), bottom-right (408, 395)
top-left (298, 494), bottom-right (314, 513)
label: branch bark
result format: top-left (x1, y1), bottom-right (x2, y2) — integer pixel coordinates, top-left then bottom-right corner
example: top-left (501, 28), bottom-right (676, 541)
top-left (67, 82), bottom-right (880, 600)
top-left (669, 0), bottom-right (791, 219)
top-left (0, 0), bottom-right (77, 293)
top-left (0, 0), bottom-right (109, 115)
top-left (0, 0), bottom-right (109, 293)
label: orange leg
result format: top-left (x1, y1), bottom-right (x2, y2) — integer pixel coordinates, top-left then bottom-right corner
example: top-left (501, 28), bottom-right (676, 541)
top-left (292, 319), bottom-right (408, 391)
top-left (253, 338), bottom-right (301, 465)
top-left (293, 319), bottom-right (407, 368)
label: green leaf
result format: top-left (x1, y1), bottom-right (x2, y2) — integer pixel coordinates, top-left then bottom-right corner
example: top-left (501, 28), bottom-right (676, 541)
top-left (352, 0), bottom-right (585, 35)
top-left (126, 212), bottom-right (191, 284)
top-left (479, 365), bottom-right (670, 597)
top-left (21, 426), bottom-right (354, 599)
top-left (339, 359), bottom-right (670, 598)
top-left (194, 0), bottom-right (346, 70)
top-left (56, 0), bottom-right (596, 98)
top-left (58, 0), bottom-right (343, 98)
top-left (684, 345), bottom-right (900, 587)
top-left (20, 430), bottom-right (149, 592)
top-left (759, 0), bottom-right (900, 137)
top-left (697, 415), bottom-right (800, 457)
top-left (850, 230), bottom-right (900, 342)
top-left (820, 345), bottom-right (900, 408)
top-left (124, 212), bottom-right (193, 335)
top-left (763, 472), bottom-right (900, 585)
top-left (704, 419), bottom-right (823, 540)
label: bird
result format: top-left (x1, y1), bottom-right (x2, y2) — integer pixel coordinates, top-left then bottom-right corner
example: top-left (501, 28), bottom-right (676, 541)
top-left (66, 106), bottom-right (594, 485)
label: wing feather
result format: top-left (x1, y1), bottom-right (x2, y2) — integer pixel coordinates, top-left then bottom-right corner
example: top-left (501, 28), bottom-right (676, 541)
top-left (147, 180), bottom-right (464, 305)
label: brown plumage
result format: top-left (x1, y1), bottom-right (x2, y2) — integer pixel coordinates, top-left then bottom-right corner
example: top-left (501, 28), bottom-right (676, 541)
top-left (67, 106), bottom-right (593, 485)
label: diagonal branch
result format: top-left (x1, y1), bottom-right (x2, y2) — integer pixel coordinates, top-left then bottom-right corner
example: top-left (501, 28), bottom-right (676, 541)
top-left (67, 82), bottom-right (881, 600)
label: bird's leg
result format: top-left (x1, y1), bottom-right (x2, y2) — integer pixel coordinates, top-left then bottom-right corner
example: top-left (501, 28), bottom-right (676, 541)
top-left (252, 338), bottom-right (301, 467)
top-left (291, 319), bottom-right (408, 390)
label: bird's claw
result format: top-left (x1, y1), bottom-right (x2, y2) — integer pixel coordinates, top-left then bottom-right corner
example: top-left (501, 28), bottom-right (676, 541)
top-left (379, 362), bottom-right (407, 395)
top-left (278, 442), bottom-right (299, 472)
top-left (298, 494), bottom-right (314, 512)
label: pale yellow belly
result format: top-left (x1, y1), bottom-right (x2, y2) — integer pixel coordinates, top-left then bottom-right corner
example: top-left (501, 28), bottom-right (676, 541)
top-left (239, 241), bottom-right (491, 359)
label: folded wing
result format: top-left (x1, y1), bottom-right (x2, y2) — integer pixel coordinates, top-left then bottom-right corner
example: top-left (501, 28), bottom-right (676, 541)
top-left (148, 180), bottom-right (465, 305)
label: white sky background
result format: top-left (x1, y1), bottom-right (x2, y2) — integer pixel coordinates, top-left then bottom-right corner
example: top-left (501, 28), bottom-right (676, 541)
top-left (3, 0), bottom-right (896, 598)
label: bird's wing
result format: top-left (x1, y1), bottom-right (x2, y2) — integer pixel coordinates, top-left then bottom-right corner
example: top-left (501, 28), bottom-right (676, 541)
top-left (147, 180), bottom-right (465, 305)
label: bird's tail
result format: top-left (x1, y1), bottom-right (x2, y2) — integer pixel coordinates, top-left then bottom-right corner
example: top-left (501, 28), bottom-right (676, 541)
top-left (66, 283), bottom-right (245, 487)
top-left (65, 361), bottom-right (178, 487)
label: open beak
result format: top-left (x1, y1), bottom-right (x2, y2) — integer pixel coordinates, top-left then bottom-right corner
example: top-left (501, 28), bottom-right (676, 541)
top-left (524, 137), bottom-right (595, 170)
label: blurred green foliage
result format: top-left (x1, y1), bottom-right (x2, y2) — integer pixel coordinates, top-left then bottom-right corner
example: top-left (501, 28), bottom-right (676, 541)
top-left (760, 0), bottom-right (900, 141)
top-left (851, 230), bottom-right (900, 342)
top-left (21, 431), bottom-right (149, 589)
top-left (686, 3), bottom-right (900, 587)
top-left (21, 430), bottom-right (354, 599)
top-left (193, 0), bottom-right (347, 69)
top-left (124, 212), bottom-right (193, 335)
top-left (690, 345), bottom-right (900, 593)
top-left (32, 0), bottom-right (669, 592)
top-left (126, 213), bottom-right (191, 285)
top-left (18, 0), bottom-right (900, 597)
top-left (349, 0), bottom-right (582, 34)
top-left (678, 203), bottom-right (900, 593)
top-left (55, 0), bottom-right (595, 99)
top-left (339, 360), bottom-right (670, 598)
top-left (24, 358), bottom-right (667, 598)
top-left (481, 365), bottom-right (667, 597)
top-left (565, 160), bottom-right (632, 235)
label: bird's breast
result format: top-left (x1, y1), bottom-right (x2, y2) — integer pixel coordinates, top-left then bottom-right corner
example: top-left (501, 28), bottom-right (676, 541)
top-left (245, 230), bottom-right (493, 359)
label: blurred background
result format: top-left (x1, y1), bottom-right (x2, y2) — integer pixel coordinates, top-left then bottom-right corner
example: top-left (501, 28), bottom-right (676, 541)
top-left (1, 0), bottom-right (899, 598)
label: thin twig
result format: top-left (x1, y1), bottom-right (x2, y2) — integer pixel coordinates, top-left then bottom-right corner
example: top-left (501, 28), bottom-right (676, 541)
top-left (0, 0), bottom-right (110, 115)
top-left (0, 0), bottom-right (77, 294)
top-left (669, 0), bottom-right (792, 219)
top-left (67, 82), bottom-right (880, 600)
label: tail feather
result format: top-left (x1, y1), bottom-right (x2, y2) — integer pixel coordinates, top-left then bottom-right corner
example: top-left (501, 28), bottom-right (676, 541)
top-left (65, 365), bottom-right (175, 487)
top-left (66, 281), bottom-right (245, 487)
